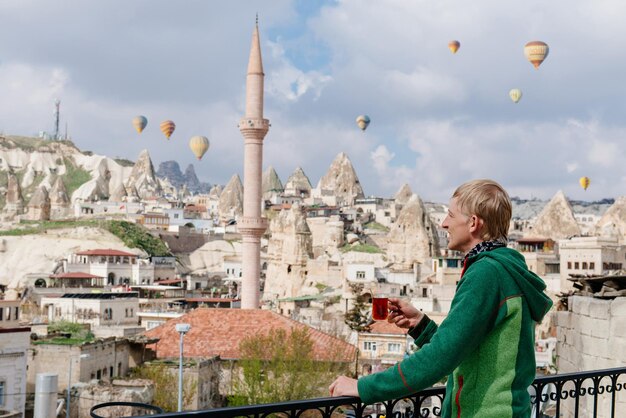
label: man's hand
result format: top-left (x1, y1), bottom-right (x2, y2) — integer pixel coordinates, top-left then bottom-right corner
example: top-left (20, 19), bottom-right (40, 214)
top-left (329, 376), bottom-right (358, 397)
top-left (387, 298), bottom-right (424, 329)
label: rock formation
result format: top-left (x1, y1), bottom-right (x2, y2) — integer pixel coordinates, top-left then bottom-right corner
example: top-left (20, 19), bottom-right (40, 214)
top-left (264, 203), bottom-right (314, 299)
top-left (217, 174), bottom-right (243, 220)
top-left (262, 166), bottom-right (283, 200)
top-left (595, 196), bottom-right (626, 241)
top-left (156, 161), bottom-right (211, 194)
top-left (208, 184), bottom-right (223, 199)
top-left (283, 167), bottom-right (312, 197)
top-left (386, 194), bottom-right (440, 269)
top-left (49, 176), bottom-right (71, 219)
top-left (4, 172), bottom-right (24, 217)
top-left (530, 190), bottom-right (581, 240)
top-left (394, 183), bottom-right (413, 205)
top-left (109, 183), bottom-right (128, 202)
top-left (25, 185), bottom-right (51, 221)
top-left (124, 149), bottom-right (162, 199)
top-left (314, 152), bottom-right (364, 206)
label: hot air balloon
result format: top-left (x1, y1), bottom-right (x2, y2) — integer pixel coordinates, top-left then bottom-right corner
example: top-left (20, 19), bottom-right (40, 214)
top-left (524, 41), bottom-right (549, 69)
top-left (579, 176), bottom-right (590, 191)
top-left (159, 120), bottom-right (176, 140)
top-left (132, 115), bottom-right (148, 134)
top-left (189, 136), bottom-right (210, 160)
top-left (448, 40), bottom-right (460, 54)
top-left (509, 88), bottom-right (523, 103)
top-left (356, 115), bottom-right (370, 131)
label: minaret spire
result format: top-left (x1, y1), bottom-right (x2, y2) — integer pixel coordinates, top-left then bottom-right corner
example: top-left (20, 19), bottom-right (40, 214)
top-left (238, 18), bottom-right (270, 309)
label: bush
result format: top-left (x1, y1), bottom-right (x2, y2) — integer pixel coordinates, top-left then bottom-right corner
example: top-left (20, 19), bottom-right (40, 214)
top-left (105, 221), bottom-right (171, 257)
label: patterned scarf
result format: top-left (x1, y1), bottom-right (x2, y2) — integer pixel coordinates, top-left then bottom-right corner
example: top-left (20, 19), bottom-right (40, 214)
top-left (465, 239), bottom-right (506, 260)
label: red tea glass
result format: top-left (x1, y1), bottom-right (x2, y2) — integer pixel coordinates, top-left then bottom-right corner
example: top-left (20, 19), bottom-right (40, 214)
top-left (372, 294), bottom-right (389, 320)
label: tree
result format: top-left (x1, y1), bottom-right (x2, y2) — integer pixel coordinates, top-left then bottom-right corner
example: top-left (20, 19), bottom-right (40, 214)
top-left (131, 362), bottom-right (197, 412)
top-left (229, 328), bottom-right (349, 406)
top-left (344, 282), bottom-right (372, 332)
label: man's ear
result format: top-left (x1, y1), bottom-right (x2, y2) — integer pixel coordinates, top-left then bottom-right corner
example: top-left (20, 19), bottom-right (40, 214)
top-left (469, 215), bottom-right (483, 234)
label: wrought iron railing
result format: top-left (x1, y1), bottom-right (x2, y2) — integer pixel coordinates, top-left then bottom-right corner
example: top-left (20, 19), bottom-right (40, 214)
top-left (113, 367), bottom-right (626, 418)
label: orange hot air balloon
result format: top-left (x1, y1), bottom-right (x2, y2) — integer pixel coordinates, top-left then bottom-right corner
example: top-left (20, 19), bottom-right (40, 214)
top-left (448, 40), bottom-right (460, 54)
top-left (189, 136), bottom-right (210, 160)
top-left (579, 176), bottom-right (590, 191)
top-left (524, 41), bottom-right (549, 69)
top-left (159, 120), bottom-right (176, 139)
top-left (132, 115), bottom-right (147, 133)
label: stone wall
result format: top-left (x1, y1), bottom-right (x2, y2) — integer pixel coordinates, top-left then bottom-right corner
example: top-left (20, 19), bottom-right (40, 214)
top-left (554, 296), bottom-right (626, 417)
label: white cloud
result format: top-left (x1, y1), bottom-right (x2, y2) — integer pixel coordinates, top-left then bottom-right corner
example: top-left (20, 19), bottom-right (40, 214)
top-left (265, 40), bottom-right (332, 103)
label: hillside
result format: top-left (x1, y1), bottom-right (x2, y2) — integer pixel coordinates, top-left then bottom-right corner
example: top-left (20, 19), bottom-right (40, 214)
top-left (0, 226), bottom-right (142, 289)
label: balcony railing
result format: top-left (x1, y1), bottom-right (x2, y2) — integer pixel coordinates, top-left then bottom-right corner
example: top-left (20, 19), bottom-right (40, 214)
top-left (97, 367), bottom-right (626, 418)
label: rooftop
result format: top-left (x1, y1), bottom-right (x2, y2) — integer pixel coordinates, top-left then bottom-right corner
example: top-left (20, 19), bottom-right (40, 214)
top-left (143, 308), bottom-right (356, 362)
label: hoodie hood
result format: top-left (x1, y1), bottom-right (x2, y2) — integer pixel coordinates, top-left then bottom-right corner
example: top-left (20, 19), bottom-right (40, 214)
top-left (472, 247), bottom-right (553, 322)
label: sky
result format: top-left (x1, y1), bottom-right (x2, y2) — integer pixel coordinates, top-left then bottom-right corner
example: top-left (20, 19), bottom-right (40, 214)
top-left (0, 0), bottom-right (625, 203)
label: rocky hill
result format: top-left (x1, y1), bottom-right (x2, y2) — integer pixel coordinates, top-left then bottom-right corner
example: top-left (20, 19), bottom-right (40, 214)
top-left (156, 161), bottom-right (211, 194)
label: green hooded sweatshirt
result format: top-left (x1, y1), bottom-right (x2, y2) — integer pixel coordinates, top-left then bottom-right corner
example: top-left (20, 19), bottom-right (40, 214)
top-left (357, 247), bottom-right (553, 418)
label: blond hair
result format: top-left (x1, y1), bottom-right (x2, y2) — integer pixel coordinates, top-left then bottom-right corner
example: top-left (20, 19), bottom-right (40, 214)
top-left (452, 179), bottom-right (512, 242)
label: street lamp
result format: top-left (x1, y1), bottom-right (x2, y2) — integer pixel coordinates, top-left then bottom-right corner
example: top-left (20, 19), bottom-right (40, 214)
top-left (175, 323), bottom-right (191, 412)
top-left (67, 353), bottom-right (89, 418)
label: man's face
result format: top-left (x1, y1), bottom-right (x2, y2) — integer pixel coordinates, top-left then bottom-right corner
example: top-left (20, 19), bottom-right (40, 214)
top-left (441, 197), bottom-right (473, 253)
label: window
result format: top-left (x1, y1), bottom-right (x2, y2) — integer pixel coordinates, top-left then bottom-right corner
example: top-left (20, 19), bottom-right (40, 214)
top-left (574, 262), bottom-right (579, 269)
top-left (363, 341), bottom-right (377, 351)
top-left (422, 288), bottom-right (428, 298)
top-left (567, 262), bottom-right (572, 269)
top-left (103, 308), bottom-right (113, 320)
top-left (356, 271), bottom-right (366, 279)
top-left (589, 262), bottom-right (595, 269)
top-left (0, 380), bottom-right (5, 407)
top-left (388, 343), bottom-right (402, 353)
top-left (582, 262), bottom-right (588, 269)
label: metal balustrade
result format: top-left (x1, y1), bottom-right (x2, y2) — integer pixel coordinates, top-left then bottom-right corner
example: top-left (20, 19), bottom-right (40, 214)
top-left (97, 367), bottom-right (626, 418)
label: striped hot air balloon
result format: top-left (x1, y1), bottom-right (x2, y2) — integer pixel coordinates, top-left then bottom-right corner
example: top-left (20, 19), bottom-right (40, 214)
top-left (132, 115), bottom-right (148, 133)
top-left (524, 41), bottom-right (549, 69)
top-left (448, 40), bottom-right (460, 54)
top-left (159, 120), bottom-right (176, 139)
top-left (189, 136), bottom-right (210, 160)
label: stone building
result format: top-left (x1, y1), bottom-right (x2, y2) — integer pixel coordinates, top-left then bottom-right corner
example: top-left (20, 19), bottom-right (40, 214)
top-left (554, 295), bottom-right (626, 417)
top-left (558, 236), bottom-right (625, 292)
top-left (0, 300), bottom-right (30, 418)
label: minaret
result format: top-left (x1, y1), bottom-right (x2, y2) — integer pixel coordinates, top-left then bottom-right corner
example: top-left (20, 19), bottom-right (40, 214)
top-left (238, 19), bottom-right (270, 309)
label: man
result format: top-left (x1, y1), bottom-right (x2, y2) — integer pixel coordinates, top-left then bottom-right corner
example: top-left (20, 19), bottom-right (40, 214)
top-left (329, 179), bottom-right (553, 418)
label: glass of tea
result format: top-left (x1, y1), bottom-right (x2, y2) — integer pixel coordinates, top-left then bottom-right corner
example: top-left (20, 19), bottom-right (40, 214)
top-left (372, 291), bottom-right (389, 321)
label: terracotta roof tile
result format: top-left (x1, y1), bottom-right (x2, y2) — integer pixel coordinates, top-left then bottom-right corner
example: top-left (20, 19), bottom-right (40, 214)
top-left (143, 308), bottom-right (356, 362)
top-left (367, 320), bottom-right (408, 335)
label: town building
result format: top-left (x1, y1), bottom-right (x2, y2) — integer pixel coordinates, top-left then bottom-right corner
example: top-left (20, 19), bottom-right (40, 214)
top-left (0, 300), bottom-right (29, 418)
top-left (558, 236), bottom-right (625, 292)
top-left (39, 293), bottom-right (141, 337)
top-left (143, 308), bottom-right (356, 401)
top-left (358, 320), bottom-right (409, 376)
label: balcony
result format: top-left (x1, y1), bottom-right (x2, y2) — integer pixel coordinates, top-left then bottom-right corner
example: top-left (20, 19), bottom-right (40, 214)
top-left (98, 367), bottom-right (625, 418)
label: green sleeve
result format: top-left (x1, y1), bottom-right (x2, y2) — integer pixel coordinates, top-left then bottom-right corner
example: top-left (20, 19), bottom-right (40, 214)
top-left (357, 262), bottom-right (501, 404)
top-left (408, 314), bottom-right (438, 347)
